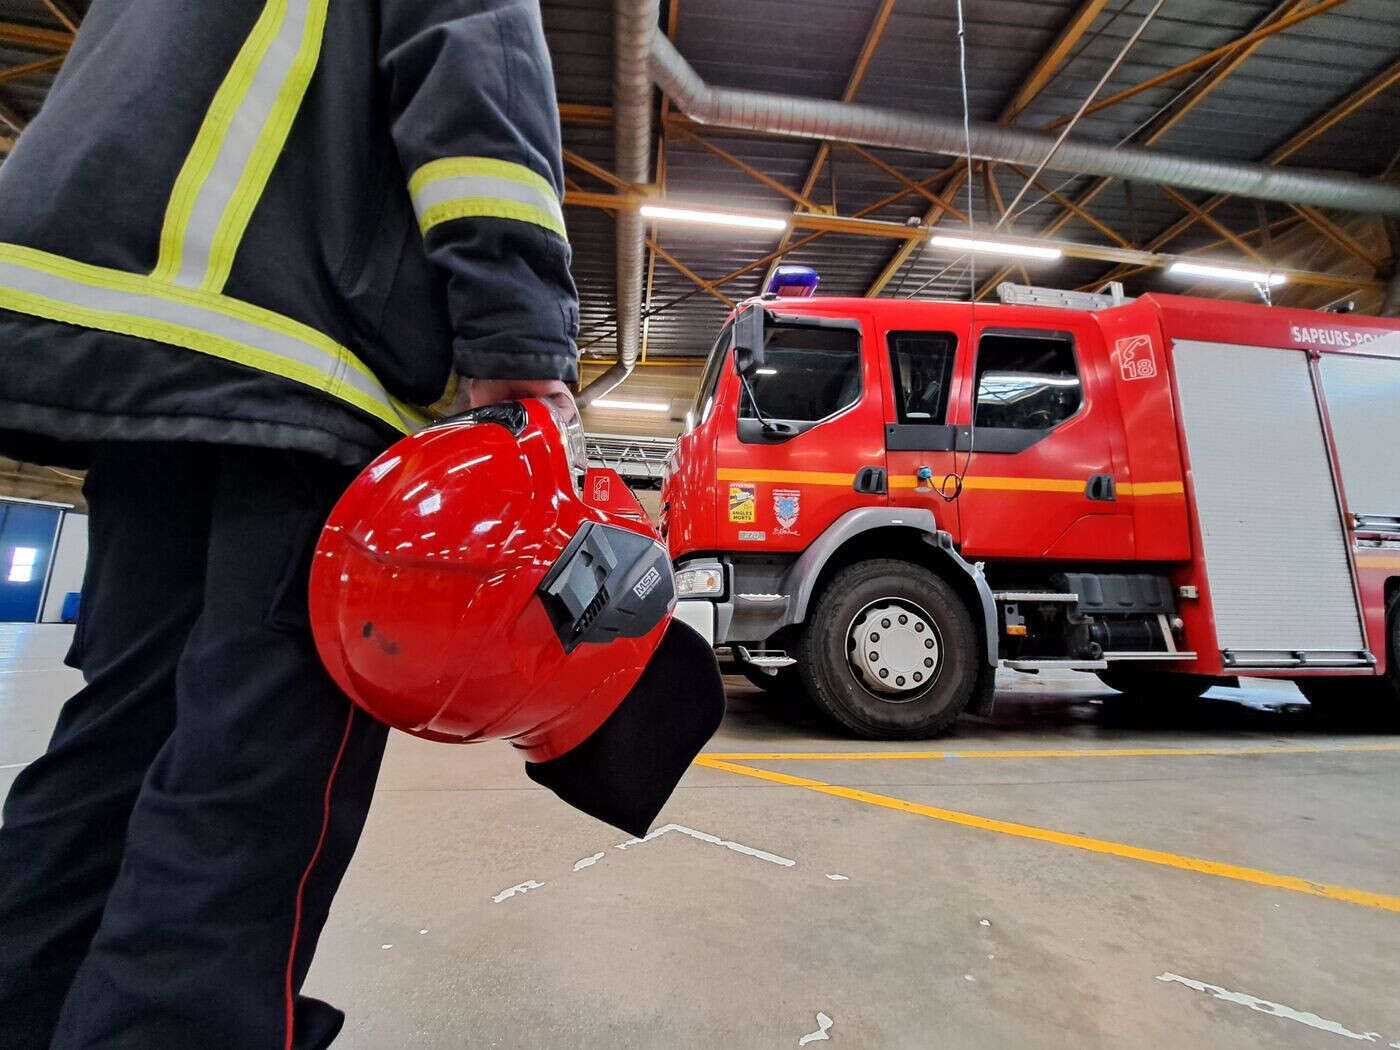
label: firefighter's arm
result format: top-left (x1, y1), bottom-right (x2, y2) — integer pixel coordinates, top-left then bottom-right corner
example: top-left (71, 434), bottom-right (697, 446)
top-left (379, 0), bottom-right (579, 383)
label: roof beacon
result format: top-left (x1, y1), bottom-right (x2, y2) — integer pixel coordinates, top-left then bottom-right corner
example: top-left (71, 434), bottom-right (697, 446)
top-left (766, 265), bottom-right (820, 298)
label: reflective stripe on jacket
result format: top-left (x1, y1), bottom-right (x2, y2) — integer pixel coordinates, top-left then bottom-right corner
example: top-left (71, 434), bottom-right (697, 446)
top-left (0, 0), bottom-right (579, 467)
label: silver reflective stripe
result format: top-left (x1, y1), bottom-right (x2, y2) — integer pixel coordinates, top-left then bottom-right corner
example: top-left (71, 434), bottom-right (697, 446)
top-left (0, 257), bottom-right (401, 426)
top-left (171, 0), bottom-right (312, 288)
top-left (410, 174), bottom-right (567, 233)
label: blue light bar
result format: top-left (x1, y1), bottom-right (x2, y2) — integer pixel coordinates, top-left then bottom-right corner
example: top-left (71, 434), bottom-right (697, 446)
top-left (765, 265), bottom-right (820, 298)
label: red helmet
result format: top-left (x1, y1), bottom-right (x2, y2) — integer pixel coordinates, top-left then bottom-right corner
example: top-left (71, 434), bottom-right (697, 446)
top-left (310, 397), bottom-right (724, 835)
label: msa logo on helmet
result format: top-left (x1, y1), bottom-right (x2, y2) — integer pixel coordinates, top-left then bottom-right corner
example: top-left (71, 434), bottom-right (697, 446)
top-left (633, 566), bottom-right (663, 600)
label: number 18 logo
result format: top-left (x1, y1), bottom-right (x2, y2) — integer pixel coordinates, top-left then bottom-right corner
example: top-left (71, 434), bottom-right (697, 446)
top-left (1115, 335), bottom-right (1157, 382)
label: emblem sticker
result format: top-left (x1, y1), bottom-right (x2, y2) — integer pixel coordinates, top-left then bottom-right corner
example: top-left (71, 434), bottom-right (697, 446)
top-left (591, 473), bottom-right (612, 503)
top-left (728, 483), bottom-right (756, 523)
top-left (738, 530), bottom-right (767, 543)
top-left (1114, 334), bottom-right (1156, 382)
top-left (773, 488), bottom-right (801, 534)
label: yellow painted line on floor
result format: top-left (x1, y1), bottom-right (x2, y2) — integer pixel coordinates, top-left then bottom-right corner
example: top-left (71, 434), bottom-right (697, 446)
top-left (702, 742), bottom-right (1400, 762)
top-left (693, 757), bottom-right (1400, 914)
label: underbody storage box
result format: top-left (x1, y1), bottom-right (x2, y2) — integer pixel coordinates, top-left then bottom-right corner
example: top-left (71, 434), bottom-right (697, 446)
top-left (1051, 573), bottom-right (1173, 616)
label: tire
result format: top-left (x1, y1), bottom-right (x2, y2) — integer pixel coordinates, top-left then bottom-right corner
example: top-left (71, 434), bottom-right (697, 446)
top-left (1095, 669), bottom-right (1214, 704)
top-left (1296, 594), bottom-right (1400, 725)
top-left (798, 559), bottom-right (978, 739)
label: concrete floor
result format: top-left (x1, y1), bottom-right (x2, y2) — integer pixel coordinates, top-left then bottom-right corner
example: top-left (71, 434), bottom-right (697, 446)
top-left (3, 624), bottom-right (1400, 1049)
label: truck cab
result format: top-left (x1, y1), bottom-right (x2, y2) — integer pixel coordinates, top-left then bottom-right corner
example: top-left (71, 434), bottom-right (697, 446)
top-left (663, 278), bottom-right (1400, 738)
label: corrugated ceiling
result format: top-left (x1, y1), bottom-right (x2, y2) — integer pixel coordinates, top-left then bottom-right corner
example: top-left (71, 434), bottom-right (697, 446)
top-left (0, 0), bottom-right (1392, 367)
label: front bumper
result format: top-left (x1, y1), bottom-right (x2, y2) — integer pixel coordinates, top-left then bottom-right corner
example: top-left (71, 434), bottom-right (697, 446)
top-left (673, 599), bottom-right (716, 646)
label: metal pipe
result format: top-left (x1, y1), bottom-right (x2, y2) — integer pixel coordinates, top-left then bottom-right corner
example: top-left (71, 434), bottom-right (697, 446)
top-left (578, 0), bottom-right (657, 408)
top-left (651, 34), bottom-right (1400, 217)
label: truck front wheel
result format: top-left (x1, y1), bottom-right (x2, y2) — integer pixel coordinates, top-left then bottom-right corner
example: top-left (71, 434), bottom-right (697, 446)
top-left (799, 559), bottom-right (978, 738)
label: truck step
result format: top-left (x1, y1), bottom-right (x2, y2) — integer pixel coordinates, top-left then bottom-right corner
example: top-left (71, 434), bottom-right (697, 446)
top-left (735, 646), bottom-right (796, 669)
top-left (993, 591), bottom-right (1079, 604)
top-left (1001, 658), bottom-right (1108, 672)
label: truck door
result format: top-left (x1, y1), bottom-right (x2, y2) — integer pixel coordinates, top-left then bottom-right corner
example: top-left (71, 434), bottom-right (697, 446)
top-left (956, 322), bottom-right (1133, 561)
top-left (712, 313), bottom-right (887, 553)
top-left (883, 327), bottom-right (969, 542)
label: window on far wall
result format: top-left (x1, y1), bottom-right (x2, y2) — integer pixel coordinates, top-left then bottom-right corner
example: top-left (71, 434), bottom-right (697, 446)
top-left (7, 547), bottom-right (38, 584)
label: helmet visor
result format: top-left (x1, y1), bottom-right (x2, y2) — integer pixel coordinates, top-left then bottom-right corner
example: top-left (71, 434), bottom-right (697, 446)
top-left (541, 393), bottom-right (587, 482)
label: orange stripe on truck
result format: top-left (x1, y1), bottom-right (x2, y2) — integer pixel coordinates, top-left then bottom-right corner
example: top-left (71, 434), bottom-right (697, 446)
top-left (717, 468), bottom-right (1184, 497)
top-left (1355, 554), bottom-right (1400, 571)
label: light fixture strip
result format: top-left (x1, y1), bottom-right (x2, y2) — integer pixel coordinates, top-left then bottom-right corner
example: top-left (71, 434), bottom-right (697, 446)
top-left (639, 204), bottom-right (788, 232)
top-left (1168, 261), bottom-right (1287, 287)
top-left (930, 234), bottom-right (1063, 261)
top-left (590, 398), bottom-right (671, 413)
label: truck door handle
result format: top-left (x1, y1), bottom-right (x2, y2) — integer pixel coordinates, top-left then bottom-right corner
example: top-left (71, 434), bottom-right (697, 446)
top-left (1085, 473), bottom-right (1117, 502)
top-left (853, 466), bottom-right (887, 495)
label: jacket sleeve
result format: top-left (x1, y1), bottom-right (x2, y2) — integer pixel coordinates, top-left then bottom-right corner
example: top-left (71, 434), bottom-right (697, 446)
top-left (379, 0), bottom-right (579, 382)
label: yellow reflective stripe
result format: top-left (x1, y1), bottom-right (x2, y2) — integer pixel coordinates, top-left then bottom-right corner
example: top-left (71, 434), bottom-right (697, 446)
top-left (152, 0), bottom-right (329, 292)
top-left (716, 467), bottom-right (854, 487)
top-left (201, 0), bottom-right (329, 292)
top-left (407, 156), bottom-right (558, 200)
top-left (1355, 555), bottom-right (1400, 571)
top-left (961, 476), bottom-right (1085, 493)
top-left (152, 0), bottom-right (288, 284)
top-left (1118, 481), bottom-right (1186, 497)
top-left (416, 198), bottom-right (568, 238)
top-left (409, 156), bottom-right (568, 239)
top-left (0, 243), bottom-right (424, 435)
top-left (725, 467), bottom-right (1185, 496)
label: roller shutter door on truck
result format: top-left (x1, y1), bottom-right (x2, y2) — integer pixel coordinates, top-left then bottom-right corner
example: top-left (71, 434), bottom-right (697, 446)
top-left (1171, 340), bottom-right (1368, 668)
top-left (1317, 349), bottom-right (1400, 526)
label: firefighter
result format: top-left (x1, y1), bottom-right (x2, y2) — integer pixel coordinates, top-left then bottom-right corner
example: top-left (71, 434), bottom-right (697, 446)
top-left (0, 1), bottom-right (578, 1046)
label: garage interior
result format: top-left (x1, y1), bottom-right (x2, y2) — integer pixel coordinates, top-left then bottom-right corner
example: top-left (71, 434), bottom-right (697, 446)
top-left (2, 0), bottom-right (1400, 1047)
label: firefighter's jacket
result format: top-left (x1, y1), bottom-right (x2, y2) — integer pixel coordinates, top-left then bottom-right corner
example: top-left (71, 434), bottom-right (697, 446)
top-left (0, 0), bottom-right (579, 467)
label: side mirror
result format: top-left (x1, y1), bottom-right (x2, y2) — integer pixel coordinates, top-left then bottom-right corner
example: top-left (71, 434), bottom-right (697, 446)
top-left (732, 302), bottom-right (765, 375)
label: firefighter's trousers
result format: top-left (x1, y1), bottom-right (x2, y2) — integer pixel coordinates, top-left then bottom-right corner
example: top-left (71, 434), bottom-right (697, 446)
top-left (0, 442), bottom-right (388, 1049)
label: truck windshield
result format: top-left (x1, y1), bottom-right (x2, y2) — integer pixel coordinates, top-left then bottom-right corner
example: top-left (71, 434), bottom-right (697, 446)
top-left (739, 322), bottom-right (861, 422)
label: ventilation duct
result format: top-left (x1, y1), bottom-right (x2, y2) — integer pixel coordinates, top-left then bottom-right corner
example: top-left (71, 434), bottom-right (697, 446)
top-left (577, 0), bottom-right (658, 409)
top-left (651, 34), bottom-right (1400, 218)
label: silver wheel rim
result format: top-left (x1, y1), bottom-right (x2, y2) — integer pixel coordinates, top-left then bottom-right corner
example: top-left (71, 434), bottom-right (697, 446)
top-left (846, 599), bottom-right (942, 703)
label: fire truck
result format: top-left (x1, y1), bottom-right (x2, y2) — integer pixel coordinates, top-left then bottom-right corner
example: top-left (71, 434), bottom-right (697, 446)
top-left (660, 277), bottom-right (1400, 739)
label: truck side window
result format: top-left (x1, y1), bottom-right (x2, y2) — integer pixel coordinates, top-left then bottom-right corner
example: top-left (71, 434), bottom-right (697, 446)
top-left (739, 323), bottom-right (861, 423)
top-left (889, 331), bottom-right (957, 424)
top-left (974, 331), bottom-right (1082, 432)
top-left (689, 322), bottom-right (733, 427)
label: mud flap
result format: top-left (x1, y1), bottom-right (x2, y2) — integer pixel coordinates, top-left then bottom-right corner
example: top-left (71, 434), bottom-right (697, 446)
top-left (968, 664), bottom-right (997, 717)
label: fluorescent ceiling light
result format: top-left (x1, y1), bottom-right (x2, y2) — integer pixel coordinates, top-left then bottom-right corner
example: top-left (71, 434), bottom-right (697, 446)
top-left (1168, 261), bottom-right (1286, 286)
top-left (755, 367), bottom-right (778, 376)
top-left (591, 398), bottom-right (670, 413)
top-left (639, 204), bottom-right (787, 232)
top-left (930, 234), bottom-right (1062, 260)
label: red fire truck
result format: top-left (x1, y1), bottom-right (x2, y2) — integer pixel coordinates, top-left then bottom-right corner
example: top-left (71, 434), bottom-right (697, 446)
top-left (660, 280), bottom-right (1400, 738)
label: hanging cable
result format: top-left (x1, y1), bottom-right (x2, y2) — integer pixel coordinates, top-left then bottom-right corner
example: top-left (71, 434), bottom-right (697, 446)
top-left (996, 0), bottom-right (1170, 231)
top-left (932, 0), bottom-right (981, 502)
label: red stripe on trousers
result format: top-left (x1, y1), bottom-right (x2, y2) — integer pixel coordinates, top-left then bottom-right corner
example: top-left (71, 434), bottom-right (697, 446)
top-left (283, 705), bottom-right (357, 1050)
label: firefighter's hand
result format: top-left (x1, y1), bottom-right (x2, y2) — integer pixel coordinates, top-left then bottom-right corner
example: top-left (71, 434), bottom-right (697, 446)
top-left (461, 378), bottom-right (577, 422)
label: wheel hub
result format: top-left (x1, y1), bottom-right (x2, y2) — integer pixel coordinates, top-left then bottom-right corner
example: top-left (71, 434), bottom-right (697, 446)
top-left (847, 600), bottom-right (940, 700)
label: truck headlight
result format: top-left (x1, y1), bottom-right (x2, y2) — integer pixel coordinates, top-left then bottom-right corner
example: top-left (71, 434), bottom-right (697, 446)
top-left (675, 565), bottom-right (724, 597)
